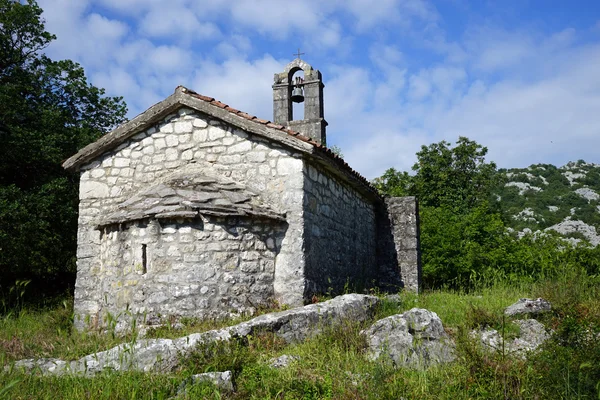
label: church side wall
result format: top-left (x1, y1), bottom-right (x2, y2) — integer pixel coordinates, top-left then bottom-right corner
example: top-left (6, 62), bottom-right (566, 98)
top-left (302, 162), bottom-right (377, 297)
top-left (74, 107), bottom-right (305, 330)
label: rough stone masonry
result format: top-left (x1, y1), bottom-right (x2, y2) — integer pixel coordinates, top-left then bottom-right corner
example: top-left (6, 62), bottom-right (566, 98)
top-left (62, 58), bottom-right (421, 331)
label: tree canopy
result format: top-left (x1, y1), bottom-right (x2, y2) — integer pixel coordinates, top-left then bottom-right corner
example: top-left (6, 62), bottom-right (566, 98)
top-left (374, 137), bottom-right (506, 288)
top-left (0, 0), bottom-right (127, 299)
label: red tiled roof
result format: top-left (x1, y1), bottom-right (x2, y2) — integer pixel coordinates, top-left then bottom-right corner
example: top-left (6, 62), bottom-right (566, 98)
top-left (178, 86), bottom-right (379, 197)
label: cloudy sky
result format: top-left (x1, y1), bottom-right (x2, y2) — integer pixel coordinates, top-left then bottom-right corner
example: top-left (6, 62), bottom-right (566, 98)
top-left (37, 0), bottom-right (600, 179)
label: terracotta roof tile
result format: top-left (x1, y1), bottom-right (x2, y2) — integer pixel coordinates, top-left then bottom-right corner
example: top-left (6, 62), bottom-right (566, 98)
top-left (180, 87), bottom-right (379, 196)
top-left (211, 100), bottom-right (228, 109)
top-left (194, 94), bottom-right (214, 102)
top-left (238, 112), bottom-right (254, 120)
top-left (266, 123), bottom-right (284, 130)
top-left (225, 106), bottom-right (241, 114)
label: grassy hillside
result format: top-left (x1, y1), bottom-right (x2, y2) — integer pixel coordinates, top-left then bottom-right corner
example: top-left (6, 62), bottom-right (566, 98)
top-left (1, 268), bottom-right (599, 399)
top-left (497, 160), bottom-right (600, 245)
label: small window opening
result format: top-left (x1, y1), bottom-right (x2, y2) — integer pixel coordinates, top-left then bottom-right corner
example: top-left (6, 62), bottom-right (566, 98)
top-left (142, 244), bottom-right (147, 274)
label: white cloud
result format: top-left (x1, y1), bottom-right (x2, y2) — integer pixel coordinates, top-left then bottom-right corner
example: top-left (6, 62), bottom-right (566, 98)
top-left (33, 0), bottom-right (600, 181)
top-left (138, 6), bottom-right (220, 40)
top-left (148, 46), bottom-right (195, 72)
top-left (191, 56), bottom-right (284, 119)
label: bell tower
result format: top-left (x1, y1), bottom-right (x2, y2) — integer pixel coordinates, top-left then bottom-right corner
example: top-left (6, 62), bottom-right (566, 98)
top-left (272, 57), bottom-right (327, 145)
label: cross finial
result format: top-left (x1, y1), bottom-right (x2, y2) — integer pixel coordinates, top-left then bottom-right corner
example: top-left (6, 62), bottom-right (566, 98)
top-left (293, 48), bottom-right (305, 59)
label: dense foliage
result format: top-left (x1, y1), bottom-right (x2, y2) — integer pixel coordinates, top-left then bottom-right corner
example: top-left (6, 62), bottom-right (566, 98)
top-left (0, 0), bottom-right (127, 300)
top-left (374, 137), bottom-right (506, 287)
top-left (374, 138), bottom-right (600, 288)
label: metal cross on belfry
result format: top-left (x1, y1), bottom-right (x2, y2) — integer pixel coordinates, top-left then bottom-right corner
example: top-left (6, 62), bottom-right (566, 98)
top-left (293, 48), bottom-right (305, 59)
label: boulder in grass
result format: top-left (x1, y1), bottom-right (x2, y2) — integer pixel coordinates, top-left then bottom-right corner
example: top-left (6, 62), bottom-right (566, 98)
top-left (473, 319), bottom-right (550, 357)
top-left (361, 308), bottom-right (455, 368)
top-left (505, 298), bottom-right (551, 317)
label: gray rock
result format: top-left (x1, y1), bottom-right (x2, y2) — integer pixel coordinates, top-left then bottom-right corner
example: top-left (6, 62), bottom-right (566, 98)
top-left (505, 298), bottom-right (551, 316)
top-left (231, 293), bottom-right (380, 343)
top-left (362, 308), bottom-right (455, 368)
top-left (513, 319), bottom-right (550, 350)
top-left (473, 319), bottom-right (550, 357)
top-left (544, 219), bottom-right (600, 247)
top-left (12, 358), bottom-right (69, 375)
top-left (268, 354), bottom-right (300, 369)
top-left (179, 371), bottom-right (234, 393)
top-left (10, 294), bottom-right (379, 376)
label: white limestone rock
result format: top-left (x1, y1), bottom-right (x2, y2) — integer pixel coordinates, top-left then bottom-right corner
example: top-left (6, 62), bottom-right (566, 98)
top-left (178, 371), bottom-right (234, 394)
top-left (505, 182), bottom-right (542, 195)
top-left (545, 219), bottom-right (600, 247)
top-left (361, 308), bottom-right (455, 368)
top-left (473, 319), bottom-right (550, 357)
top-left (575, 187), bottom-right (600, 202)
top-left (513, 208), bottom-right (541, 223)
top-left (268, 354), bottom-right (300, 369)
top-left (563, 171), bottom-right (586, 185)
top-left (505, 298), bottom-right (551, 316)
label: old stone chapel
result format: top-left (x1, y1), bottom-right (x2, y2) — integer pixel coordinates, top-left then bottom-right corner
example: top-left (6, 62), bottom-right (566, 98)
top-left (63, 58), bottom-right (420, 331)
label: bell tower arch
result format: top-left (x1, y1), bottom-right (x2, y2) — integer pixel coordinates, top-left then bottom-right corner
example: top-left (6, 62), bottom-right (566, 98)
top-left (272, 58), bottom-right (327, 145)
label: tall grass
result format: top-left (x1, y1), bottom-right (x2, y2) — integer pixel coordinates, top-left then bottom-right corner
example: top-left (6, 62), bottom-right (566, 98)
top-left (1, 265), bottom-right (599, 399)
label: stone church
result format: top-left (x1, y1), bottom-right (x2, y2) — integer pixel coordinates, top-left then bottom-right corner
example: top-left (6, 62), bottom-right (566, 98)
top-left (63, 58), bottom-right (420, 331)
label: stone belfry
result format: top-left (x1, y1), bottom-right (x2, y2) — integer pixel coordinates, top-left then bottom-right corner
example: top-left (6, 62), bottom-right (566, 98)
top-left (272, 57), bottom-right (328, 145)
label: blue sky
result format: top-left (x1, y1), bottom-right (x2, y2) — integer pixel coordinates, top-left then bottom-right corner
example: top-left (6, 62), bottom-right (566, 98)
top-left (38, 0), bottom-right (600, 179)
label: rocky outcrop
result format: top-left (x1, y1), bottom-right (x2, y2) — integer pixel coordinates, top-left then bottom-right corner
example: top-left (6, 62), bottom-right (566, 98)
top-left (505, 298), bottom-right (551, 316)
top-left (361, 308), bottom-right (455, 368)
top-left (545, 219), bottom-right (600, 247)
top-left (10, 294), bottom-right (379, 376)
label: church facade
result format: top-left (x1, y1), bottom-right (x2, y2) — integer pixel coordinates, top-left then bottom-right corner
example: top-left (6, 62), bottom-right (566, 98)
top-left (63, 59), bottom-right (420, 331)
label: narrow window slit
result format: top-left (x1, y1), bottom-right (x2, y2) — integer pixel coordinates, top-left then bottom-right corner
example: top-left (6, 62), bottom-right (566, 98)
top-left (142, 244), bottom-right (147, 274)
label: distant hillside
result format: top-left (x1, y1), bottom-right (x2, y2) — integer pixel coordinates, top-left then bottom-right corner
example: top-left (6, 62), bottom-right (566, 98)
top-left (496, 160), bottom-right (600, 246)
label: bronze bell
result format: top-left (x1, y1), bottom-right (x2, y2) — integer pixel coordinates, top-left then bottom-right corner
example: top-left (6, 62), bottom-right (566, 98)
top-left (291, 86), bottom-right (304, 103)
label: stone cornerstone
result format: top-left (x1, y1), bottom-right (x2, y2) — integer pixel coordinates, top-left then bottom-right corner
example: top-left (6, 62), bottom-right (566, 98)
top-left (62, 59), bottom-right (421, 331)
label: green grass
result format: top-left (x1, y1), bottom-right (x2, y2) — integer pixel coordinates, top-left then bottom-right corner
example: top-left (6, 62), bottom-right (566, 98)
top-left (1, 274), bottom-right (599, 399)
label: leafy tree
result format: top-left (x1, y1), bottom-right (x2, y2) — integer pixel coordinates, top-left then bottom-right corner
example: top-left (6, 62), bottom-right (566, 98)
top-left (375, 137), bottom-right (505, 288)
top-left (412, 137), bottom-right (501, 210)
top-left (0, 0), bottom-right (127, 300)
top-left (372, 168), bottom-right (412, 197)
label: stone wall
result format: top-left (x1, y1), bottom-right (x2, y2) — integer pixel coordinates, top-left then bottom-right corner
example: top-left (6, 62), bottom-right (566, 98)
top-left (74, 107), bottom-right (306, 330)
top-left (377, 197), bottom-right (421, 293)
top-left (302, 161), bottom-right (377, 296)
top-left (96, 217), bottom-right (284, 331)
